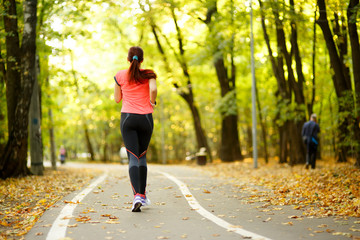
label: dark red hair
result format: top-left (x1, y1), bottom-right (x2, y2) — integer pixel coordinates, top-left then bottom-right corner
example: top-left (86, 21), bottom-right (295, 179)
top-left (127, 46), bottom-right (157, 84)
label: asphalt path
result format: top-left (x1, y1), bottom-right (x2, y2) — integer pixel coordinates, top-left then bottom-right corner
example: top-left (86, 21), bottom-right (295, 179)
top-left (26, 162), bottom-right (359, 240)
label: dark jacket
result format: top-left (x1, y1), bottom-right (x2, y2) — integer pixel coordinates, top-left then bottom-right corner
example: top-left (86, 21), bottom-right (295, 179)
top-left (301, 120), bottom-right (320, 145)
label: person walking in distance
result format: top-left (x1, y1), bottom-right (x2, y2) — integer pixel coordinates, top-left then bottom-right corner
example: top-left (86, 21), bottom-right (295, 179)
top-left (114, 46), bottom-right (157, 212)
top-left (302, 113), bottom-right (320, 169)
top-left (59, 145), bottom-right (66, 164)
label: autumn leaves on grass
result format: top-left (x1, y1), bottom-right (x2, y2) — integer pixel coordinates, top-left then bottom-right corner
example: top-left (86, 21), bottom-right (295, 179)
top-left (202, 159), bottom-right (360, 218)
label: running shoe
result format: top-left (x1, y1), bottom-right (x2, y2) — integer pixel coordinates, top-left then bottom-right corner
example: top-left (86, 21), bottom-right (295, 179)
top-left (132, 195), bottom-right (142, 212)
top-left (141, 196), bottom-right (151, 206)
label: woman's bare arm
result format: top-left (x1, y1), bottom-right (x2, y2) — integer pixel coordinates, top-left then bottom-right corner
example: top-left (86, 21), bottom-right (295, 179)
top-left (114, 82), bottom-right (122, 103)
top-left (149, 78), bottom-right (157, 106)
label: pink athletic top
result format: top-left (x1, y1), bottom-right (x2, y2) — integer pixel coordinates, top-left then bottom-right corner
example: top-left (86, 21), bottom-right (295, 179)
top-left (114, 69), bottom-right (153, 114)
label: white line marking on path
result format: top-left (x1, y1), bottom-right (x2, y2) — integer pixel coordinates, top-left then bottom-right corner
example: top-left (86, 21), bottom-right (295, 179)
top-left (46, 173), bottom-right (108, 240)
top-left (159, 171), bottom-right (272, 240)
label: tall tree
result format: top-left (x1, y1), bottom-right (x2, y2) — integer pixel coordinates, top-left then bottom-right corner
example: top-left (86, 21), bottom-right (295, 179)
top-left (259, 0), bottom-right (306, 164)
top-left (141, 0), bottom-right (213, 162)
top-left (258, 0), bottom-right (289, 163)
top-left (0, 0), bottom-right (38, 179)
top-left (202, 0), bottom-right (243, 162)
top-left (317, 0), bottom-right (360, 164)
top-left (347, 0), bottom-right (360, 167)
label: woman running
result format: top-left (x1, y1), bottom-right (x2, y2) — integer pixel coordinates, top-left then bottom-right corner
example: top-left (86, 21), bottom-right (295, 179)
top-left (114, 46), bottom-right (157, 212)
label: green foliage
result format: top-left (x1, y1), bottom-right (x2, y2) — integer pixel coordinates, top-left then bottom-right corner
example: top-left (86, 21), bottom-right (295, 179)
top-left (1, 0), bottom-right (359, 162)
top-left (215, 90), bottom-right (238, 117)
top-left (273, 98), bottom-right (306, 127)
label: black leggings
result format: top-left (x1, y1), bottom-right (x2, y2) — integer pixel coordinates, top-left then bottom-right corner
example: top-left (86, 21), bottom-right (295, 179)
top-left (120, 113), bottom-right (153, 196)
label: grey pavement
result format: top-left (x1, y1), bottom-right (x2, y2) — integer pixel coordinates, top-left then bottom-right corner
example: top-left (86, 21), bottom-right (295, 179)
top-left (26, 163), bottom-right (360, 240)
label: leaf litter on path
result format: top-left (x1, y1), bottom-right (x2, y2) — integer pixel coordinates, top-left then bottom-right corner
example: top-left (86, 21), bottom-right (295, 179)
top-left (0, 167), bottom-right (100, 239)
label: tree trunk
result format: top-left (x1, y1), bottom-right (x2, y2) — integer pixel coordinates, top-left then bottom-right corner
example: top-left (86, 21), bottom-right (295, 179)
top-left (0, 48), bottom-right (6, 154)
top-left (328, 93), bottom-right (337, 155)
top-left (36, 55), bottom-right (44, 164)
top-left (186, 94), bottom-right (212, 161)
top-left (3, 0), bottom-right (22, 134)
top-left (44, 73), bottom-right (57, 169)
top-left (219, 114), bottom-right (242, 162)
top-left (255, 85), bottom-right (269, 163)
top-left (29, 53), bottom-right (43, 175)
top-left (332, 13), bottom-right (352, 162)
top-left (337, 104), bottom-right (349, 163)
top-left (48, 108), bottom-right (57, 170)
top-left (102, 128), bottom-right (109, 162)
top-left (348, 0), bottom-right (360, 106)
top-left (214, 57), bottom-right (243, 162)
top-left (102, 143), bottom-right (108, 162)
top-left (279, 123), bottom-right (288, 164)
top-left (308, 6), bottom-right (317, 116)
top-left (290, 0), bottom-right (306, 105)
top-left (0, 0), bottom-right (38, 179)
top-left (347, 0), bottom-right (360, 167)
top-left (0, 93), bottom-right (5, 155)
top-left (288, 120), bottom-right (306, 165)
top-left (29, 77), bottom-right (43, 175)
top-left (84, 124), bottom-right (95, 161)
top-left (316, 101), bottom-right (323, 160)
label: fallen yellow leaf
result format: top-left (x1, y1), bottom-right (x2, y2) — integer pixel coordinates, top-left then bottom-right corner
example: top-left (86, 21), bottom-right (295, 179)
top-left (67, 224), bottom-right (78, 228)
top-left (263, 217), bottom-right (272, 222)
top-left (157, 236), bottom-right (169, 239)
top-left (317, 224), bottom-right (328, 228)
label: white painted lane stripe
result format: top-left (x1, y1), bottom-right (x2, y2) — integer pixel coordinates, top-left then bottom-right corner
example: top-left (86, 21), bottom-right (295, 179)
top-left (46, 173), bottom-right (108, 240)
top-left (159, 171), bottom-right (272, 240)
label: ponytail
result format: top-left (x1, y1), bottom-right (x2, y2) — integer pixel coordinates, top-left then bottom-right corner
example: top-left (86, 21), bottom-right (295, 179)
top-left (127, 46), bottom-right (157, 84)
